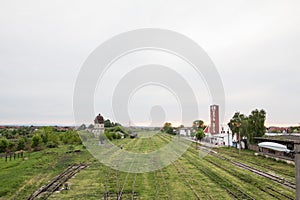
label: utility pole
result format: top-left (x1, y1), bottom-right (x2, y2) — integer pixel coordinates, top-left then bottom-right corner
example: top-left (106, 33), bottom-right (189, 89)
top-left (236, 122), bottom-right (241, 154)
top-left (227, 130), bottom-right (230, 148)
top-left (231, 121), bottom-right (241, 153)
top-left (237, 116), bottom-right (242, 154)
top-left (239, 131), bottom-right (242, 154)
top-left (295, 142), bottom-right (300, 200)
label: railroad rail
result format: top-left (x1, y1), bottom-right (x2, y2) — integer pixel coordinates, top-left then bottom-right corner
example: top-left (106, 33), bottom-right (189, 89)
top-left (216, 149), bottom-right (295, 179)
top-left (28, 163), bottom-right (87, 200)
top-left (104, 138), bottom-right (141, 200)
top-left (183, 153), bottom-right (255, 200)
top-left (204, 156), bottom-right (294, 200)
top-left (149, 136), bottom-right (172, 200)
top-left (158, 134), bottom-right (295, 199)
top-left (207, 149), bottom-right (296, 190)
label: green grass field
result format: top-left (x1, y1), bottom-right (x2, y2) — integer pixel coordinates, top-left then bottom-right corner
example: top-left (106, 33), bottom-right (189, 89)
top-left (0, 132), bottom-right (296, 199)
top-left (0, 145), bottom-right (93, 200)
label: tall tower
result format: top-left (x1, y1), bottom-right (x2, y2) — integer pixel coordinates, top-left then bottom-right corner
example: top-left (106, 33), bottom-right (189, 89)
top-left (210, 105), bottom-right (219, 135)
top-left (94, 113), bottom-right (104, 137)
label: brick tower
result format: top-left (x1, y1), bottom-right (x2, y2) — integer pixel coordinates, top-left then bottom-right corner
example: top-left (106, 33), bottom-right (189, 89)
top-left (210, 105), bottom-right (219, 135)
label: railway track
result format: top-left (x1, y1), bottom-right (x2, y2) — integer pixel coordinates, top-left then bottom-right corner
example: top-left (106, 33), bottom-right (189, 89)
top-left (216, 149), bottom-right (295, 180)
top-left (104, 137), bottom-right (141, 200)
top-left (243, 160), bottom-right (294, 179)
top-left (163, 134), bottom-right (296, 191)
top-left (28, 163), bottom-right (87, 200)
top-left (182, 151), bottom-right (256, 200)
top-left (203, 156), bottom-right (294, 200)
top-left (171, 161), bottom-right (202, 199)
top-left (149, 137), bottom-right (172, 200)
top-left (131, 173), bottom-right (138, 200)
top-left (206, 149), bottom-right (296, 190)
top-left (119, 138), bottom-right (142, 200)
top-left (156, 134), bottom-right (232, 199)
top-left (155, 134), bottom-right (214, 199)
top-left (158, 134), bottom-right (295, 199)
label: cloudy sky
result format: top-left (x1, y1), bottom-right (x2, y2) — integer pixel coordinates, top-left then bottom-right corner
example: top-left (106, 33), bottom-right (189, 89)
top-left (0, 0), bottom-right (299, 127)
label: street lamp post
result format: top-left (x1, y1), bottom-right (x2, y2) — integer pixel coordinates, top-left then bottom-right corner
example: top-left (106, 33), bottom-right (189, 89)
top-left (236, 123), bottom-right (241, 154)
top-left (231, 121), bottom-right (241, 153)
top-left (238, 131), bottom-right (241, 154)
top-left (227, 130), bottom-right (230, 148)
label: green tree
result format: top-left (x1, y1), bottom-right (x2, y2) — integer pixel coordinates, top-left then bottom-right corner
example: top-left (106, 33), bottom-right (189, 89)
top-left (41, 132), bottom-right (48, 144)
top-left (0, 138), bottom-right (9, 152)
top-left (228, 109), bottom-right (267, 146)
top-left (31, 134), bottom-right (42, 148)
top-left (47, 132), bottom-right (59, 148)
top-left (162, 122), bottom-right (174, 135)
top-left (104, 119), bottom-right (112, 128)
top-left (196, 128), bottom-right (205, 141)
top-left (193, 120), bottom-right (204, 129)
top-left (17, 138), bottom-right (25, 150)
top-left (247, 109), bottom-right (266, 143)
top-left (228, 112), bottom-right (245, 134)
top-left (8, 141), bottom-right (16, 152)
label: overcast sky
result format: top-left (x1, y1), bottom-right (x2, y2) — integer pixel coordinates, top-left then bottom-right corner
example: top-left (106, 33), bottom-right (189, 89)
top-left (0, 0), bottom-right (299, 127)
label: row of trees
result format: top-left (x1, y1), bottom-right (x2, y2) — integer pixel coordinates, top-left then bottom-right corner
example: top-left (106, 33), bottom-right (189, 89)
top-left (0, 126), bottom-right (33, 139)
top-left (0, 138), bottom-right (26, 153)
top-left (0, 127), bottom-right (82, 153)
top-left (78, 119), bottom-right (122, 131)
top-left (228, 109), bottom-right (266, 144)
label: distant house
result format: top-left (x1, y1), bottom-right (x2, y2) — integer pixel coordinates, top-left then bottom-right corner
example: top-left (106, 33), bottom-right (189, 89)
top-left (179, 128), bottom-right (191, 137)
top-left (267, 126), bottom-right (290, 133)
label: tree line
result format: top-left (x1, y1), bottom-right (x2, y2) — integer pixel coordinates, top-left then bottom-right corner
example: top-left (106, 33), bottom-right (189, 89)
top-left (228, 109), bottom-right (266, 144)
top-left (0, 126), bottom-right (81, 153)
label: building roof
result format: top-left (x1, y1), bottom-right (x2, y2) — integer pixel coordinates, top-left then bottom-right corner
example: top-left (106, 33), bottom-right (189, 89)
top-left (94, 114), bottom-right (104, 124)
top-left (255, 135), bottom-right (300, 144)
top-left (204, 126), bottom-right (209, 133)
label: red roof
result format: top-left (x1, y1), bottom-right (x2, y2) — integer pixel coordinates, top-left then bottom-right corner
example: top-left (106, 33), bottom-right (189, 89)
top-left (204, 126), bottom-right (209, 133)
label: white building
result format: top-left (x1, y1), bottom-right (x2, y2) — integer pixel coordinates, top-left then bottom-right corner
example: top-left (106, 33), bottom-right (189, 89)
top-left (93, 113), bottom-right (105, 138)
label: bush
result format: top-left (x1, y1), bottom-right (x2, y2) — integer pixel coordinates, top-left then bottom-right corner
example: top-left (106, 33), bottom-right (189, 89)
top-left (31, 134), bottom-right (42, 149)
top-left (17, 138), bottom-right (26, 150)
top-left (116, 133), bottom-right (121, 139)
top-left (68, 145), bottom-right (75, 151)
top-left (7, 141), bottom-right (16, 152)
top-left (105, 132), bottom-right (113, 140)
top-left (46, 141), bottom-right (58, 148)
top-left (0, 138), bottom-right (8, 153)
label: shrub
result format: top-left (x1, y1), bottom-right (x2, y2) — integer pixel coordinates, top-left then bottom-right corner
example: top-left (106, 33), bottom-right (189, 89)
top-left (31, 134), bottom-right (42, 149)
top-left (46, 141), bottom-right (58, 148)
top-left (17, 138), bottom-right (26, 150)
top-left (0, 138), bottom-right (8, 153)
